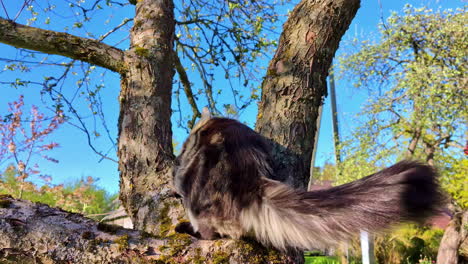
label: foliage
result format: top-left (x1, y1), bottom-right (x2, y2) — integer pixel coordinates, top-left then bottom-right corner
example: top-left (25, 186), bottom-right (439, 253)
top-left (437, 156), bottom-right (468, 209)
top-left (0, 167), bottom-right (117, 220)
top-left (314, 7), bottom-right (466, 262)
top-left (0, 95), bottom-right (64, 198)
top-left (336, 6), bottom-right (467, 207)
top-left (312, 163), bottom-right (337, 182)
top-left (374, 224), bottom-right (443, 264)
top-left (0, 96), bottom-right (115, 219)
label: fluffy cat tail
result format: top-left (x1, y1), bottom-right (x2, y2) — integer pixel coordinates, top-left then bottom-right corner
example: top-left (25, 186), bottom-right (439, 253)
top-left (240, 161), bottom-right (444, 251)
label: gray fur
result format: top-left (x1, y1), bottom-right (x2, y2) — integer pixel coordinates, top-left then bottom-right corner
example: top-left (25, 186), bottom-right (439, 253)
top-left (172, 113), bottom-right (444, 251)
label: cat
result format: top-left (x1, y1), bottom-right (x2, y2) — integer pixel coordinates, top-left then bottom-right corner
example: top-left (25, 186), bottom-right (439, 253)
top-left (172, 108), bottom-right (443, 251)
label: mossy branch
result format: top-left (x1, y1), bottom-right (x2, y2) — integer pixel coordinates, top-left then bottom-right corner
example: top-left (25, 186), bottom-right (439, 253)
top-left (0, 196), bottom-right (295, 263)
top-left (0, 18), bottom-right (127, 74)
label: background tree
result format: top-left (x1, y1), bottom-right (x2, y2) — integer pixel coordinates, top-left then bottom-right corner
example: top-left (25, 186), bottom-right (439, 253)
top-left (337, 6), bottom-right (467, 263)
top-left (0, 168), bottom-right (117, 220)
top-left (338, 6), bottom-right (466, 174)
top-left (0, 95), bottom-right (63, 197)
top-left (0, 0), bottom-right (359, 262)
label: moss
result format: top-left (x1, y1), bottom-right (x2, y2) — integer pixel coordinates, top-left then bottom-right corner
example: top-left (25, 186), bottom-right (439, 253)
top-left (176, 217), bottom-right (190, 224)
top-left (235, 239), bottom-right (284, 264)
top-left (212, 251), bottom-right (230, 264)
top-left (158, 245), bottom-right (169, 251)
top-left (114, 234), bottom-right (129, 251)
top-left (266, 249), bottom-right (284, 263)
top-left (134, 46), bottom-right (150, 58)
top-left (97, 222), bottom-right (121, 234)
top-left (266, 67), bottom-right (278, 77)
top-left (189, 248), bottom-right (206, 264)
top-left (154, 237), bottom-right (284, 264)
top-left (155, 232), bottom-right (192, 263)
top-left (167, 232), bottom-right (192, 256)
top-left (155, 255), bottom-right (175, 264)
top-left (157, 201), bottom-right (173, 237)
top-left (213, 240), bottom-right (225, 248)
top-left (114, 62), bottom-right (128, 74)
top-left (140, 230), bottom-right (157, 239)
top-left (256, 111), bottom-right (263, 120)
top-left (133, 19), bottom-right (143, 29)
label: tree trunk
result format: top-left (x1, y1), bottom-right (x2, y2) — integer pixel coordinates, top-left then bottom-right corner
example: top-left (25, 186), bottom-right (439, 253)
top-left (406, 128), bottom-right (421, 157)
top-left (437, 210), bottom-right (468, 264)
top-left (118, 0), bottom-right (179, 234)
top-left (256, 0), bottom-right (360, 189)
top-left (424, 143), bottom-right (436, 167)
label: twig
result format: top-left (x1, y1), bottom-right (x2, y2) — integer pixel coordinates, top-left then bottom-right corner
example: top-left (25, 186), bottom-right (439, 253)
top-left (98, 18), bottom-right (133, 41)
top-left (173, 51), bottom-right (201, 128)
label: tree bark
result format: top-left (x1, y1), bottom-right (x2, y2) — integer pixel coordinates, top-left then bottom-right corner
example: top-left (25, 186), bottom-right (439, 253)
top-left (117, 0), bottom-right (178, 234)
top-left (0, 18), bottom-right (126, 73)
top-left (437, 210), bottom-right (468, 264)
top-left (256, 0), bottom-right (360, 189)
top-left (406, 128), bottom-right (421, 157)
top-left (0, 195), bottom-right (298, 263)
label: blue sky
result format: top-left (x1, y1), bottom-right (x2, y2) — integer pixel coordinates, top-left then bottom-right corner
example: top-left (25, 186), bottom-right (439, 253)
top-left (0, 0), bottom-right (463, 194)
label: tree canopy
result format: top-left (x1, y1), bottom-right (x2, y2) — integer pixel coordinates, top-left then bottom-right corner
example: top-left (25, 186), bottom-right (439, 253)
top-left (335, 6), bottom-right (467, 210)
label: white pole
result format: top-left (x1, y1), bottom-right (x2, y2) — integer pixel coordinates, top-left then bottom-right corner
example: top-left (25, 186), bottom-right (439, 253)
top-left (360, 231), bottom-right (375, 264)
top-left (307, 102), bottom-right (323, 190)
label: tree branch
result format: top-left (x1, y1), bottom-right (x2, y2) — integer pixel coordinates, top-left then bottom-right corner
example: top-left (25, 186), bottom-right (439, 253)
top-left (0, 18), bottom-right (127, 74)
top-left (0, 195), bottom-right (295, 263)
top-left (173, 51), bottom-right (201, 128)
top-left (99, 18), bottom-right (133, 41)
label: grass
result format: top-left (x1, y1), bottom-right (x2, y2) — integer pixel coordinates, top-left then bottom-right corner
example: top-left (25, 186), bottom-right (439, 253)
top-left (305, 256), bottom-right (362, 264)
top-left (305, 256), bottom-right (340, 264)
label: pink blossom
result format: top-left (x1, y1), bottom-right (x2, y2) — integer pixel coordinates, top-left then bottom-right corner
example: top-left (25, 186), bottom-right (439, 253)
top-left (7, 142), bottom-right (16, 153)
top-left (17, 161), bottom-right (25, 172)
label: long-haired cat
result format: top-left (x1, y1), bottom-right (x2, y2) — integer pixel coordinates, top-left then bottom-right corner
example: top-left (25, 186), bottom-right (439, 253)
top-left (172, 108), bottom-right (443, 251)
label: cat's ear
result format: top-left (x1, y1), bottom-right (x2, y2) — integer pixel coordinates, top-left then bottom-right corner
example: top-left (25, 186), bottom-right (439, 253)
top-left (201, 107), bottom-right (211, 120)
top-left (191, 107), bottom-right (211, 133)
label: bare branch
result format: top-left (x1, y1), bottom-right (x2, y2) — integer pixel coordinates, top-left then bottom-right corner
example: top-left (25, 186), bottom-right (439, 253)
top-left (406, 128), bottom-right (422, 157)
top-left (173, 52), bottom-right (200, 128)
top-left (0, 0), bottom-right (10, 19)
top-left (0, 67), bottom-right (118, 163)
top-left (99, 18), bottom-right (133, 41)
top-left (12, 0), bottom-right (32, 21)
top-left (177, 40), bottom-right (219, 115)
top-left (0, 18), bottom-right (127, 73)
top-left (175, 18), bottom-right (209, 25)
